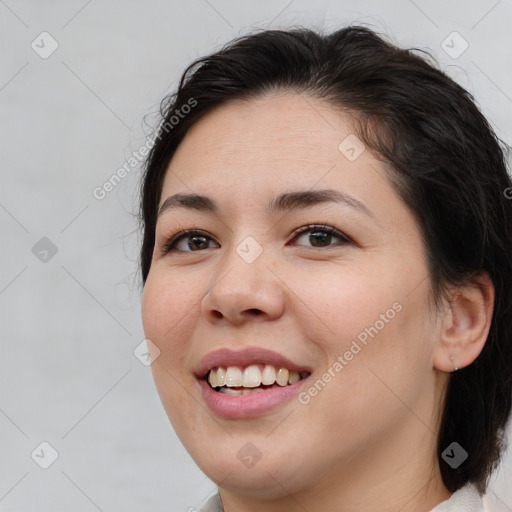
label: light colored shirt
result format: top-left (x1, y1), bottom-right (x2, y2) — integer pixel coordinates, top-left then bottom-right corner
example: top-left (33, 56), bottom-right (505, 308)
top-left (199, 493), bottom-right (223, 512)
top-left (198, 482), bottom-right (485, 512)
top-left (429, 483), bottom-right (485, 511)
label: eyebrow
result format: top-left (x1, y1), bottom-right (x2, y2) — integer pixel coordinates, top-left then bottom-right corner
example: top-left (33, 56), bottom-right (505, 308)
top-left (157, 189), bottom-right (374, 219)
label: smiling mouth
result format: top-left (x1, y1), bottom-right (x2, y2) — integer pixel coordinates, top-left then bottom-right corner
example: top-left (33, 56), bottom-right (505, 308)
top-left (205, 364), bottom-right (311, 395)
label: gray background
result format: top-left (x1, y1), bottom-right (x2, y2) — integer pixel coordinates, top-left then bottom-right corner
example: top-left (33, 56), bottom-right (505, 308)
top-left (1, 1), bottom-right (511, 510)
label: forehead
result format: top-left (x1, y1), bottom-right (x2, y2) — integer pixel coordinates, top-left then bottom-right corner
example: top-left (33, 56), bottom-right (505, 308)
top-left (162, 93), bottom-right (375, 194)
top-left (185, 93), bottom-right (344, 155)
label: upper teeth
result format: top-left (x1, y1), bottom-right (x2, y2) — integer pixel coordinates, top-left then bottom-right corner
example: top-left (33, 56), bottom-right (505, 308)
top-left (208, 365), bottom-right (304, 388)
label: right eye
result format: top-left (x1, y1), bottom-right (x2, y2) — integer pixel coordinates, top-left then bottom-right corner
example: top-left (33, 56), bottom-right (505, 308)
top-left (162, 229), bottom-right (220, 254)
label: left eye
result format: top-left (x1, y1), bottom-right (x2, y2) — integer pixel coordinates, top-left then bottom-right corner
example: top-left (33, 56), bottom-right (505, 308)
top-left (291, 225), bottom-right (350, 248)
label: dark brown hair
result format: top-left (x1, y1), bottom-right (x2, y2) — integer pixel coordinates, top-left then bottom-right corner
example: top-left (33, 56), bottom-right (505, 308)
top-left (139, 25), bottom-right (512, 494)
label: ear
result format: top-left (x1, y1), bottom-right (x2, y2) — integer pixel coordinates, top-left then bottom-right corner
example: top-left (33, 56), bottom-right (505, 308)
top-left (433, 272), bottom-right (494, 372)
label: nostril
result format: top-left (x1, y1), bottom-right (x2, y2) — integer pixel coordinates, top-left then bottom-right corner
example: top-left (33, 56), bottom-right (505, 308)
top-left (245, 308), bottom-right (263, 315)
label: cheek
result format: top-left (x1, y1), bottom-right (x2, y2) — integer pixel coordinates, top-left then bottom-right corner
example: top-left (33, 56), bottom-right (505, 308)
top-left (291, 263), bottom-right (431, 403)
top-left (322, 291), bottom-right (433, 421)
top-left (141, 271), bottom-right (206, 427)
top-left (141, 270), bottom-right (204, 366)
top-left (289, 264), bottom-right (398, 350)
top-left (143, 270), bottom-right (198, 330)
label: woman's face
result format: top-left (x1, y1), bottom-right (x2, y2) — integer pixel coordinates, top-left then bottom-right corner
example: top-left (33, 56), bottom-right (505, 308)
top-left (142, 93), bottom-right (448, 502)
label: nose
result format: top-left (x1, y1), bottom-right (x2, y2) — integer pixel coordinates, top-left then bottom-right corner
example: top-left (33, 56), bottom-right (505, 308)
top-left (200, 244), bottom-right (286, 326)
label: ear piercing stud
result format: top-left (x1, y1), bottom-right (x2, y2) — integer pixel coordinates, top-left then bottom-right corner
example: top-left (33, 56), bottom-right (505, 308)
top-left (450, 355), bottom-right (459, 372)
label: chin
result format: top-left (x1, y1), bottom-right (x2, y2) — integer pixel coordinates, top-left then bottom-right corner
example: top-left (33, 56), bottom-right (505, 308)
top-left (205, 465), bottom-right (299, 500)
top-left (189, 442), bottom-right (315, 500)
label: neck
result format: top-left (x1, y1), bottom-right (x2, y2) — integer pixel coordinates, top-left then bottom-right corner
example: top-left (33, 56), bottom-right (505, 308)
top-left (219, 429), bottom-right (452, 512)
top-left (218, 371), bottom-right (453, 512)
top-left (219, 402), bottom-right (452, 511)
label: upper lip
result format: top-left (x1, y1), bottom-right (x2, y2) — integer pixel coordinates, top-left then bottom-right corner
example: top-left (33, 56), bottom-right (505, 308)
top-left (194, 347), bottom-right (313, 378)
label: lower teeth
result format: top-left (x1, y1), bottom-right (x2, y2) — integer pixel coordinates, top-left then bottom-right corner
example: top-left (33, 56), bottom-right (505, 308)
top-left (217, 385), bottom-right (280, 396)
top-left (219, 387), bottom-right (262, 396)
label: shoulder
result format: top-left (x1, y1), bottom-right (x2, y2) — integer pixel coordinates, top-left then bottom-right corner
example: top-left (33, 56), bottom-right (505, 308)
top-left (198, 493), bottom-right (224, 512)
top-left (429, 483), bottom-right (486, 512)
top-left (197, 484), bottom-right (487, 512)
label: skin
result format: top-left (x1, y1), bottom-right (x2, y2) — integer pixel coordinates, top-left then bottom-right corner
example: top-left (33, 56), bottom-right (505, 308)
top-left (141, 92), bottom-right (494, 512)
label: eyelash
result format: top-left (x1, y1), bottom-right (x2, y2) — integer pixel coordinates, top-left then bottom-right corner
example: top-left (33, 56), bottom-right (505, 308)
top-left (160, 224), bottom-right (352, 254)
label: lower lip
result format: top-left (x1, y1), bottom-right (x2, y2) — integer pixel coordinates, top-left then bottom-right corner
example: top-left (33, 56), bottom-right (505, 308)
top-left (198, 377), bottom-right (309, 419)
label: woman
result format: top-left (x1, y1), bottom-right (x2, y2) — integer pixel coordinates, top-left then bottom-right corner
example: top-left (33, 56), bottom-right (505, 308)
top-left (139, 25), bottom-right (512, 511)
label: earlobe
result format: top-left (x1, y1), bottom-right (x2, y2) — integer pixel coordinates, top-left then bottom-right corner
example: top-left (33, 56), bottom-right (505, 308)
top-left (449, 355), bottom-right (459, 372)
top-left (433, 272), bottom-right (494, 373)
